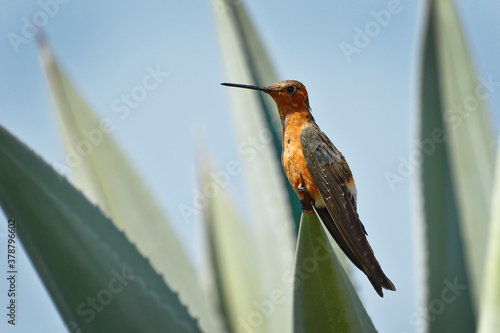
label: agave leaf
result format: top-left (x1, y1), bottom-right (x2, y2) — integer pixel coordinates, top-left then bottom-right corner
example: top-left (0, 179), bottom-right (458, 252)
top-left (213, 0), bottom-right (302, 231)
top-left (0, 125), bottom-right (201, 333)
top-left (418, 19), bottom-right (475, 328)
top-left (292, 212), bottom-right (376, 333)
top-left (415, 0), bottom-right (495, 330)
top-left (37, 36), bottom-right (224, 333)
top-left (477, 138), bottom-right (500, 333)
top-left (213, 1), bottom-right (297, 332)
top-left (433, 0), bottom-right (495, 305)
top-left (203, 163), bottom-right (263, 333)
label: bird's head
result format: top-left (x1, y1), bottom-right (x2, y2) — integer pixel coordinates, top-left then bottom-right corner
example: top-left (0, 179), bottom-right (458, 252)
top-left (221, 80), bottom-right (310, 120)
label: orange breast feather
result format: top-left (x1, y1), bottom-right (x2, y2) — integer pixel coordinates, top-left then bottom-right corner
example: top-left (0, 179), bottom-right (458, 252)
top-left (281, 114), bottom-right (322, 205)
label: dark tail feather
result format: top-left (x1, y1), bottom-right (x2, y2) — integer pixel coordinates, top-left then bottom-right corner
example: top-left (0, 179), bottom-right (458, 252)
top-left (380, 275), bottom-right (396, 292)
top-left (369, 277), bottom-right (384, 297)
top-left (314, 206), bottom-right (396, 297)
top-left (368, 275), bottom-right (396, 297)
top-left (315, 207), bottom-right (364, 272)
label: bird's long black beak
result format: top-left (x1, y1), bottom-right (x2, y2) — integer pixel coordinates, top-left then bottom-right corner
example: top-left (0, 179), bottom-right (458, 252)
top-left (221, 82), bottom-right (271, 93)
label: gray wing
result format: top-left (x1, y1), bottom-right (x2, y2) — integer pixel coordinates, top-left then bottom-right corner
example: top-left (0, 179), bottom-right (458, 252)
top-left (300, 123), bottom-right (395, 296)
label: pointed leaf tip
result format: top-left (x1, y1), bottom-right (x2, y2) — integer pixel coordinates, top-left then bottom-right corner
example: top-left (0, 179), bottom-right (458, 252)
top-left (293, 212), bottom-right (376, 333)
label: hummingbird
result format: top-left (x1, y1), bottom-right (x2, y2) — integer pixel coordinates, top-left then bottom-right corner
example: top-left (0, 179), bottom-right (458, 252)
top-left (221, 80), bottom-right (395, 297)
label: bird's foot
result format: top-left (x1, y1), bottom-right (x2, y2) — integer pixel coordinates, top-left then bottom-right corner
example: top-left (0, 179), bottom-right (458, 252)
top-left (299, 199), bottom-right (309, 210)
top-left (299, 193), bottom-right (313, 212)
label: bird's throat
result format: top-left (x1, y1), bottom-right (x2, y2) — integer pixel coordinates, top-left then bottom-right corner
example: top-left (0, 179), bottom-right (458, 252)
top-left (280, 110), bottom-right (314, 133)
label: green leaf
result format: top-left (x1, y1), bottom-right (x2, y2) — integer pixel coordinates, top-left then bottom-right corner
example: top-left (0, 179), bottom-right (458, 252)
top-left (477, 139), bottom-right (500, 333)
top-left (213, 0), bottom-right (302, 231)
top-left (0, 125), bottom-right (201, 333)
top-left (213, 2), bottom-right (298, 332)
top-left (418, 20), bottom-right (475, 327)
top-left (415, 0), bottom-right (496, 330)
top-left (433, 0), bottom-right (495, 304)
top-left (38, 36), bottom-right (225, 333)
top-left (204, 164), bottom-right (264, 333)
top-left (293, 212), bottom-right (376, 333)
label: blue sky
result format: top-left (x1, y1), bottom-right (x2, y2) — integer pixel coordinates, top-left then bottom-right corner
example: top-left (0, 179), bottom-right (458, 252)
top-left (0, 0), bottom-right (499, 332)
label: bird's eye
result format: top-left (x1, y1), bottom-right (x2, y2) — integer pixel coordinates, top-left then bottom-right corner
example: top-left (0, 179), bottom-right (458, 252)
top-left (286, 86), bottom-right (296, 94)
